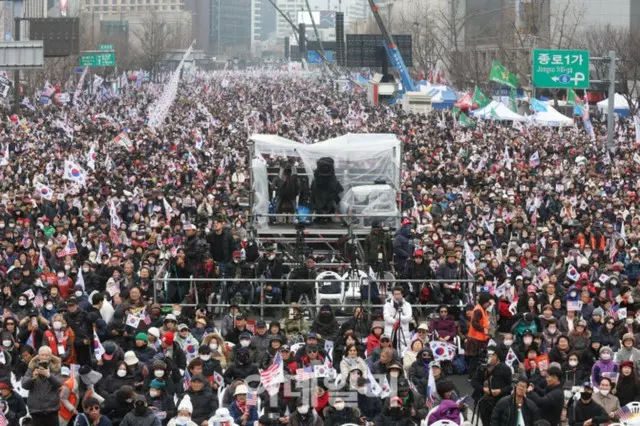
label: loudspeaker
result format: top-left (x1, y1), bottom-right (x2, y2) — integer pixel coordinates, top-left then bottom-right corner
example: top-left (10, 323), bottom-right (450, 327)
top-left (298, 23), bottom-right (306, 58)
top-left (335, 12), bottom-right (345, 66)
top-left (284, 36), bottom-right (290, 60)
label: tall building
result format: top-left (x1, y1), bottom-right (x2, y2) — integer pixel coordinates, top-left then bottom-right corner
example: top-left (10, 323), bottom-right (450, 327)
top-left (275, 0), bottom-right (305, 38)
top-left (252, 0), bottom-right (277, 43)
top-left (80, 0), bottom-right (192, 50)
top-left (184, 0), bottom-right (213, 54)
top-left (210, 0), bottom-right (252, 57)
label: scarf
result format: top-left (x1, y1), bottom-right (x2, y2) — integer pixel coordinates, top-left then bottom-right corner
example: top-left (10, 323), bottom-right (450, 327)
top-left (236, 399), bottom-right (247, 414)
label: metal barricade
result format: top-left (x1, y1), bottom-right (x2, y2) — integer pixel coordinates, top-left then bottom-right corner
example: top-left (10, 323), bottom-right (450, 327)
top-left (153, 276), bottom-right (475, 319)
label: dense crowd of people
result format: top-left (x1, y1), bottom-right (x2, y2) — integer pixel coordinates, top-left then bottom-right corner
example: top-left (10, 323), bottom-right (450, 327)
top-left (0, 69), bottom-right (636, 426)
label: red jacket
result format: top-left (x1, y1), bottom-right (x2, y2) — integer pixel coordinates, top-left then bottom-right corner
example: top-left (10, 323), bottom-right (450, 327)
top-left (366, 333), bottom-right (380, 357)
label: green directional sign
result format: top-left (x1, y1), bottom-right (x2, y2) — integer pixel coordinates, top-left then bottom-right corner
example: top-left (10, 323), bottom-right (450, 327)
top-left (533, 49), bottom-right (590, 89)
top-left (98, 44), bottom-right (114, 51)
top-left (79, 52), bottom-right (116, 67)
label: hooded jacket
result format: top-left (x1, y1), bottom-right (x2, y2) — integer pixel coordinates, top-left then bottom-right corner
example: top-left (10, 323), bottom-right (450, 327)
top-left (490, 395), bottom-right (540, 426)
top-left (311, 307), bottom-right (340, 342)
top-left (120, 407), bottom-right (162, 426)
top-left (21, 354), bottom-right (63, 414)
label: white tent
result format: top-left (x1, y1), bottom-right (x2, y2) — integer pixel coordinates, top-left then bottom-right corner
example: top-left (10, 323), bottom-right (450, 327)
top-left (471, 101), bottom-right (527, 121)
top-left (597, 93), bottom-right (633, 116)
top-left (532, 105), bottom-right (574, 127)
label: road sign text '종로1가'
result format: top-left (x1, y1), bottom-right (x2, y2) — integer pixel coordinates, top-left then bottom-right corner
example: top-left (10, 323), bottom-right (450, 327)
top-left (533, 49), bottom-right (589, 89)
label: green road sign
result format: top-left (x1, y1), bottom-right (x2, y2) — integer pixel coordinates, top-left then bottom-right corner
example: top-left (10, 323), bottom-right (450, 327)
top-left (98, 44), bottom-right (114, 51)
top-left (533, 49), bottom-right (589, 89)
top-left (79, 52), bottom-right (116, 67)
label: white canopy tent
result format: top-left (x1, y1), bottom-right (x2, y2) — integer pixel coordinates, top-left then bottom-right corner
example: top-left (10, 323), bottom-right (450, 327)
top-left (250, 133), bottom-right (402, 228)
top-left (532, 105), bottom-right (574, 127)
top-left (471, 101), bottom-right (527, 121)
top-left (597, 93), bottom-right (634, 116)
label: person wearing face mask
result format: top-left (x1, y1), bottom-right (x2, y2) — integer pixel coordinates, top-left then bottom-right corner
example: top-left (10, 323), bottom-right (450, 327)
top-left (562, 352), bottom-right (590, 388)
top-left (120, 394), bottom-right (161, 426)
top-left (42, 313), bottom-right (74, 364)
top-left (568, 382), bottom-right (609, 426)
top-left (145, 379), bottom-right (177, 426)
top-left (196, 346), bottom-right (223, 385)
top-left (591, 377), bottom-right (620, 420)
top-left (548, 335), bottom-right (571, 364)
top-left (257, 245), bottom-right (285, 282)
top-left (12, 294), bottom-right (33, 320)
top-left (223, 348), bottom-right (259, 387)
top-left (373, 396), bottom-right (412, 426)
top-left (201, 333), bottom-right (228, 369)
top-left (39, 297), bottom-right (57, 323)
top-left (289, 397), bottom-right (323, 426)
top-left (98, 360), bottom-right (137, 397)
top-left (59, 365), bottom-right (105, 426)
top-left (142, 361), bottom-right (177, 398)
top-left (591, 346), bottom-right (618, 388)
top-left (283, 305), bottom-right (310, 342)
top-left (323, 397), bottom-right (360, 426)
top-left (311, 305), bottom-right (340, 343)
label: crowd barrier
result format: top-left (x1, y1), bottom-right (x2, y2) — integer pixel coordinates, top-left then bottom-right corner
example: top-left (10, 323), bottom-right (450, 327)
top-left (152, 275), bottom-right (475, 319)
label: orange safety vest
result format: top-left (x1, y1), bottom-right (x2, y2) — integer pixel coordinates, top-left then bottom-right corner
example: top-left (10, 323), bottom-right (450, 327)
top-left (59, 377), bottom-right (94, 421)
top-left (59, 378), bottom-right (79, 422)
top-left (468, 304), bottom-right (489, 342)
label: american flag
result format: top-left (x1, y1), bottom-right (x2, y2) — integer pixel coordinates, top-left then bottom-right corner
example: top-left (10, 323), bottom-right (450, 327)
top-left (34, 292), bottom-right (44, 308)
top-left (614, 406), bottom-right (638, 422)
top-left (296, 367), bottom-right (315, 382)
top-left (109, 228), bottom-right (122, 246)
top-left (260, 353), bottom-right (284, 396)
top-left (247, 391), bottom-right (258, 406)
top-left (608, 304), bottom-right (620, 320)
top-left (62, 232), bottom-right (78, 256)
top-left (183, 370), bottom-right (191, 391)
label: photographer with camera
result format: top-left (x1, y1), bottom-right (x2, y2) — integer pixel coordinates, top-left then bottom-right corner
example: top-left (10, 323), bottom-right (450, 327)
top-left (383, 287), bottom-right (413, 355)
top-left (364, 221), bottom-right (393, 272)
top-left (21, 346), bottom-right (63, 426)
top-left (471, 345), bottom-right (512, 426)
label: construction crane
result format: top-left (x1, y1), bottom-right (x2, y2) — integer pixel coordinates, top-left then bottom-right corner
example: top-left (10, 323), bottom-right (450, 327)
top-left (367, 0), bottom-right (415, 93)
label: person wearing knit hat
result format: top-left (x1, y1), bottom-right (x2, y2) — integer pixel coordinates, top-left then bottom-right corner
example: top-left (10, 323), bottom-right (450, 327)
top-left (133, 332), bottom-right (156, 366)
top-left (168, 394), bottom-right (197, 426)
top-left (147, 378), bottom-right (176, 424)
top-left (617, 333), bottom-right (640, 374)
top-left (591, 346), bottom-right (616, 387)
top-left (209, 408), bottom-right (236, 426)
top-left (616, 360), bottom-right (640, 406)
top-left (160, 331), bottom-right (187, 373)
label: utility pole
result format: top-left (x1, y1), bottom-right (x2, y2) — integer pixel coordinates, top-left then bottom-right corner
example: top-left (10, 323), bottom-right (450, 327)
top-left (607, 50), bottom-right (616, 151)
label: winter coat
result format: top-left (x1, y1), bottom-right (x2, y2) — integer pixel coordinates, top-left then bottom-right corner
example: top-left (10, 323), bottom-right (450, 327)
top-left (339, 356), bottom-right (368, 380)
top-left (357, 391), bottom-right (382, 420)
top-left (568, 400), bottom-right (609, 426)
top-left (615, 346), bottom-right (640, 373)
top-left (428, 399), bottom-right (463, 426)
top-left (591, 392), bottom-right (620, 416)
top-left (615, 375), bottom-right (640, 406)
top-left (490, 395), bottom-right (540, 426)
top-left (228, 400), bottom-right (259, 426)
top-left (383, 299), bottom-right (412, 354)
top-left (145, 392), bottom-right (177, 425)
top-left (527, 383), bottom-right (564, 426)
top-left (21, 354), bottom-right (63, 414)
top-left (290, 410), bottom-right (324, 426)
top-left (591, 360), bottom-right (618, 387)
top-left (223, 360), bottom-right (260, 386)
top-left (120, 408), bottom-right (162, 426)
top-left (471, 362), bottom-right (513, 402)
top-left (311, 311), bottom-right (340, 342)
top-left (408, 349), bottom-right (432, 396)
top-left (323, 406), bottom-right (360, 426)
top-left (598, 329), bottom-right (620, 351)
top-left (178, 386), bottom-right (217, 425)
top-left (393, 226), bottom-right (413, 272)
top-left (429, 315), bottom-right (457, 340)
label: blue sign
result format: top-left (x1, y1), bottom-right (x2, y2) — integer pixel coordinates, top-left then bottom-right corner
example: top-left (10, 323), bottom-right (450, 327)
top-left (307, 50), bottom-right (335, 64)
top-left (74, 67), bottom-right (85, 73)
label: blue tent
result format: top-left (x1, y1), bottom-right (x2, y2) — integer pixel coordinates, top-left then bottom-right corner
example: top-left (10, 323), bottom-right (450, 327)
top-left (417, 83), bottom-right (458, 109)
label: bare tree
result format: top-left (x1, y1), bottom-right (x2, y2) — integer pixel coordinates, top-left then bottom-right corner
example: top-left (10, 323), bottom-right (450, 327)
top-left (394, 2), bottom-right (442, 73)
top-left (582, 25), bottom-right (640, 116)
top-left (133, 9), bottom-right (171, 80)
